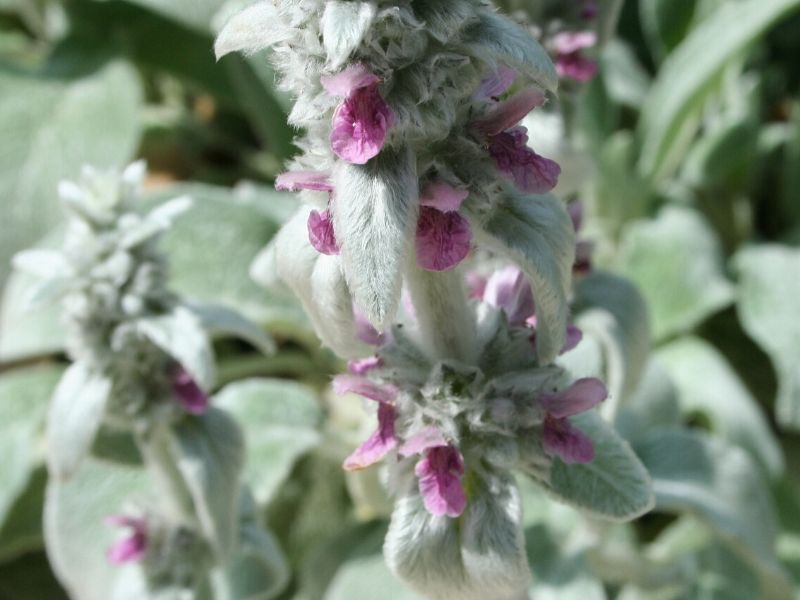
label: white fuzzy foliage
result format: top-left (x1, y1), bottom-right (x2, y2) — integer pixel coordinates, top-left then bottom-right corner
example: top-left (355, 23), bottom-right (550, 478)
top-left (273, 208), bottom-right (370, 359)
top-left (322, 1), bottom-right (378, 69)
top-left (332, 146), bottom-right (418, 329)
top-left (214, 2), bottom-right (291, 59)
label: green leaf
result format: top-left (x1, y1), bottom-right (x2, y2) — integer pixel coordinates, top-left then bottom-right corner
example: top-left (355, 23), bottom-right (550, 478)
top-left (47, 362), bottom-right (112, 480)
top-left (0, 467), bottom-right (47, 562)
top-left (542, 412), bottom-right (655, 522)
top-left (187, 300), bottom-right (275, 356)
top-left (657, 336), bottom-right (784, 478)
top-left (733, 245), bottom-right (800, 431)
top-left (169, 408), bottom-right (245, 560)
top-left (472, 192), bottom-right (574, 364)
top-left (44, 458), bottom-right (149, 600)
top-left (110, 0), bottom-right (231, 32)
top-left (600, 40), bottom-right (651, 109)
top-left (0, 59), bottom-right (142, 285)
top-left (572, 271), bottom-right (651, 410)
top-left (618, 206), bottom-right (734, 340)
top-left (638, 0), bottom-right (800, 180)
top-left (0, 365), bottom-right (60, 525)
top-left (634, 429), bottom-right (792, 597)
top-left (213, 378), bottom-right (322, 506)
top-left (326, 547), bottom-right (426, 600)
top-left (639, 0), bottom-right (698, 59)
top-left (614, 359), bottom-right (681, 445)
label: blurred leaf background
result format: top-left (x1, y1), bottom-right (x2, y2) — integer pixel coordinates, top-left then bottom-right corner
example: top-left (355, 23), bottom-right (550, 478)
top-left (0, 0), bottom-right (798, 598)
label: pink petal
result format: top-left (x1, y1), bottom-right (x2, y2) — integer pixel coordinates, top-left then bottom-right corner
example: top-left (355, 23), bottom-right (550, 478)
top-left (475, 87), bottom-right (547, 136)
top-left (332, 374), bottom-right (397, 404)
top-left (483, 265), bottom-right (535, 327)
top-left (419, 182), bottom-right (469, 212)
top-left (343, 403), bottom-right (397, 470)
top-left (330, 85), bottom-right (394, 164)
top-left (307, 210), bottom-right (340, 255)
top-left (556, 54), bottom-right (598, 83)
top-left (476, 65), bottom-right (518, 99)
top-left (465, 272), bottom-right (488, 299)
top-left (170, 367), bottom-right (209, 415)
top-left (105, 514), bottom-right (147, 565)
top-left (561, 324), bottom-right (583, 354)
top-left (542, 415), bottom-right (595, 464)
top-left (415, 446), bottom-right (467, 518)
top-left (353, 304), bottom-right (386, 346)
top-left (347, 356), bottom-right (383, 375)
top-left (568, 201), bottom-right (584, 232)
top-left (275, 170), bottom-right (333, 193)
top-left (551, 31), bottom-right (597, 54)
top-left (321, 64), bottom-right (381, 97)
top-left (540, 377), bottom-right (607, 418)
top-left (416, 207), bottom-right (472, 272)
top-left (399, 426), bottom-right (448, 457)
top-left (488, 127), bottom-right (561, 194)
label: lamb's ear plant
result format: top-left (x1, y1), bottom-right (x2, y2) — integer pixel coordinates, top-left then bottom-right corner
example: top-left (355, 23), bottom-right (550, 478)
top-left (13, 162), bottom-right (286, 599)
top-left (217, 2), bottom-right (654, 598)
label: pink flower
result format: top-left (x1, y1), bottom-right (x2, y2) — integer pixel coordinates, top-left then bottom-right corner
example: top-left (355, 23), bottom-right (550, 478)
top-left (488, 127), bottom-right (561, 194)
top-left (399, 428), bottom-right (466, 518)
top-left (465, 272), bottom-right (488, 299)
top-left (552, 31), bottom-right (598, 83)
top-left (307, 210), bottom-right (340, 255)
top-left (353, 304), bottom-right (386, 346)
top-left (275, 170), bottom-right (333, 193)
top-left (322, 64), bottom-right (394, 164)
top-left (334, 375), bottom-right (399, 470)
top-left (475, 88), bottom-right (547, 137)
top-left (475, 65), bottom-right (517, 99)
top-left (170, 367), bottom-right (209, 415)
top-left (105, 515), bottom-right (148, 565)
top-left (347, 356), bottom-right (383, 375)
top-left (527, 316), bottom-right (584, 355)
top-left (539, 378), bottom-right (607, 464)
top-left (416, 183), bottom-right (472, 272)
top-left (482, 266), bottom-right (535, 327)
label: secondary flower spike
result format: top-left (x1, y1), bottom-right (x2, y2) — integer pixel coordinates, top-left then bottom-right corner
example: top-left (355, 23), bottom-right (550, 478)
top-left (552, 31), bottom-right (598, 83)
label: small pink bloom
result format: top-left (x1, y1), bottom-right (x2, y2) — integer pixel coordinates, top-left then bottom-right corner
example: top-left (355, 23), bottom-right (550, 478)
top-left (476, 65), bottom-right (518, 99)
top-left (170, 367), bottom-right (208, 415)
top-left (419, 182), bottom-right (469, 212)
top-left (416, 207), bottom-right (472, 272)
top-left (105, 515), bottom-right (148, 565)
top-left (323, 65), bottom-right (394, 164)
top-left (542, 414), bottom-right (595, 463)
top-left (465, 272), bottom-right (488, 299)
top-left (568, 201), bottom-right (584, 232)
top-left (475, 88), bottom-right (547, 136)
top-left (540, 377), bottom-right (607, 418)
top-left (482, 266), bottom-right (535, 327)
top-left (307, 210), bottom-right (340, 255)
top-left (343, 403), bottom-right (398, 470)
top-left (347, 356), bottom-right (383, 375)
top-left (488, 127), bottom-right (561, 194)
top-left (275, 170), bottom-right (333, 193)
top-left (398, 426), bottom-right (448, 457)
top-left (332, 374), bottom-right (397, 404)
top-left (353, 304), bottom-right (386, 346)
top-left (415, 446), bottom-right (467, 518)
top-left (552, 31), bottom-right (598, 83)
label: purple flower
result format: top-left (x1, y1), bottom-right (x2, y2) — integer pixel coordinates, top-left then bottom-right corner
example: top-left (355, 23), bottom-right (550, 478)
top-left (105, 515), bottom-right (148, 565)
top-left (334, 374), bottom-right (399, 471)
top-left (170, 367), bottom-right (209, 415)
top-left (552, 31), bottom-right (598, 83)
top-left (482, 266), bottom-right (535, 327)
top-left (488, 127), bottom-right (561, 194)
top-left (322, 64), bottom-right (395, 164)
top-left (275, 170), bottom-right (333, 193)
top-left (416, 183), bottom-right (472, 272)
top-left (475, 65), bottom-right (518, 99)
top-left (539, 378), bottom-right (607, 464)
top-left (307, 210), bottom-right (340, 255)
top-left (347, 356), bottom-right (383, 375)
top-left (353, 304), bottom-right (386, 346)
top-left (399, 428), bottom-right (467, 518)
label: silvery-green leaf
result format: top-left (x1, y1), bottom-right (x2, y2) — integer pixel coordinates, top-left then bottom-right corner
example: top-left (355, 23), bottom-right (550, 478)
top-left (411, 0), bottom-right (476, 43)
top-left (0, 60), bottom-right (142, 285)
top-left (0, 367), bottom-right (60, 525)
top-left (614, 359), bottom-right (681, 445)
top-left (0, 467), bottom-right (47, 563)
top-left (461, 9), bottom-right (558, 94)
top-left (326, 545), bottom-right (425, 600)
top-left (169, 408), bottom-right (244, 560)
top-left (45, 458), bottom-right (148, 600)
top-left (541, 412), bottom-right (655, 522)
top-left (634, 429), bottom-right (792, 597)
top-left (135, 306), bottom-right (215, 391)
top-left (215, 2), bottom-right (290, 59)
top-left (11, 249), bottom-right (71, 280)
top-left (332, 147), bottom-right (418, 329)
top-left (186, 300), bottom-right (276, 356)
top-left (472, 192), bottom-right (574, 364)
top-left (273, 209), bottom-right (370, 359)
top-left (733, 245), bottom-right (800, 431)
top-left (119, 196), bottom-right (193, 249)
top-left (572, 271), bottom-right (651, 412)
top-left (213, 378), bottom-right (321, 505)
top-left (600, 40), bottom-right (651, 109)
top-left (657, 336), bottom-right (784, 479)
top-left (385, 472), bottom-right (530, 600)
top-left (322, 1), bottom-right (377, 69)
top-left (618, 206), bottom-right (733, 341)
top-left (48, 362), bottom-right (112, 480)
